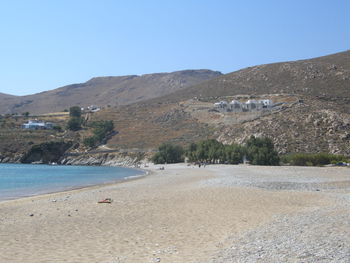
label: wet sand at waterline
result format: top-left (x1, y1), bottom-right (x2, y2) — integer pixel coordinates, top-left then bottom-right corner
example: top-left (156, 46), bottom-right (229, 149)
top-left (0, 164), bottom-right (349, 263)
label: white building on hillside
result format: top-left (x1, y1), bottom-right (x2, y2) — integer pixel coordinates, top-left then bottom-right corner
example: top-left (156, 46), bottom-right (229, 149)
top-left (245, 99), bottom-right (261, 111)
top-left (229, 100), bottom-right (243, 112)
top-left (259, 99), bottom-right (273, 109)
top-left (214, 98), bottom-right (274, 112)
top-left (22, 120), bottom-right (54, 130)
top-left (87, 105), bottom-right (101, 112)
top-left (214, 101), bottom-right (228, 111)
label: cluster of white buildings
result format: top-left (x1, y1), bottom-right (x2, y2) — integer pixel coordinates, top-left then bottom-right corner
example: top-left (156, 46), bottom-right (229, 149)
top-left (214, 99), bottom-right (274, 112)
top-left (81, 105), bottom-right (101, 113)
top-left (22, 120), bottom-right (54, 130)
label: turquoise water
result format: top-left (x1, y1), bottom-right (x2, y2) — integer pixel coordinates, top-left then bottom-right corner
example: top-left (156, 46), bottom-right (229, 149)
top-left (0, 163), bottom-right (143, 201)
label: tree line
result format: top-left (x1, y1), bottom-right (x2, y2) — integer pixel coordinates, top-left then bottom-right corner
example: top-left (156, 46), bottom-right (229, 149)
top-left (152, 137), bottom-right (350, 166)
top-left (152, 136), bottom-right (280, 165)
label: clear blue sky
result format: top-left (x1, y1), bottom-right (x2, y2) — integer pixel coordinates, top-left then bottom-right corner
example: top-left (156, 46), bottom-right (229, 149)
top-left (1, 0), bottom-right (349, 95)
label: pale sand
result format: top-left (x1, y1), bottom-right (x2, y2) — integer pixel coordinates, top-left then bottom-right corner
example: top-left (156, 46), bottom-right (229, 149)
top-left (0, 164), bottom-right (349, 263)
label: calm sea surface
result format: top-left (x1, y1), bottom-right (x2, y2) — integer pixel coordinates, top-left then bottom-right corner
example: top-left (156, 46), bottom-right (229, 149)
top-left (0, 163), bottom-right (143, 201)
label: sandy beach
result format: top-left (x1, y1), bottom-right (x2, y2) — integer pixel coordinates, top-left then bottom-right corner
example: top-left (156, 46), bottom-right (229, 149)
top-left (0, 164), bottom-right (349, 263)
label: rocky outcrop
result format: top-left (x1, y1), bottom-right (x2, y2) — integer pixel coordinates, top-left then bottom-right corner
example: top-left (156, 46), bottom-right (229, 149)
top-left (0, 149), bottom-right (148, 168)
top-left (20, 141), bottom-right (73, 164)
top-left (0, 154), bottom-right (23, 163)
top-left (60, 152), bottom-right (148, 167)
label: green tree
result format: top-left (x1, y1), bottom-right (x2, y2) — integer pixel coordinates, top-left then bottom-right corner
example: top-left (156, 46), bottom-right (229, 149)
top-left (196, 139), bottom-right (224, 163)
top-left (152, 143), bottom-right (184, 164)
top-left (67, 117), bottom-right (82, 131)
top-left (67, 106), bottom-right (83, 131)
top-left (245, 136), bottom-right (279, 165)
top-left (69, 106), bottom-right (82, 118)
top-left (224, 144), bottom-right (245, 164)
top-left (186, 142), bottom-right (198, 162)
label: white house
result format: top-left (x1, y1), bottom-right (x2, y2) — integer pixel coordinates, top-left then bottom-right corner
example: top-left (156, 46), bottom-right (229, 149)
top-left (229, 100), bottom-right (243, 112)
top-left (245, 99), bottom-right (261, 111)
top-left (214, 101), bottom-right (228, 110)
top-left (259, 99), bottom-right (273, 109)
top-left (213, 98), bottom-right (274, 112)
top-left (22, 120), bottom-right (53, 130)
top-left (87, 105), bottom-right (101, 112)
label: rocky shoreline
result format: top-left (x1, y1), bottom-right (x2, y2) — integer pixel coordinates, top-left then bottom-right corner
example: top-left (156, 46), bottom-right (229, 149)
top-left (0, 151), bottom-right (148, 168)
top-left (60, 152), bottom-right (147, 167)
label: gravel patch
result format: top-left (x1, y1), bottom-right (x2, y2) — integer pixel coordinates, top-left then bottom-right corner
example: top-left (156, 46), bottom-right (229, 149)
top-left (203, 165), bottom-right (350, 263)
top-left (201, 165), bottom-right (350, 192)
top-left (209, 205), bottom-right (350, 263)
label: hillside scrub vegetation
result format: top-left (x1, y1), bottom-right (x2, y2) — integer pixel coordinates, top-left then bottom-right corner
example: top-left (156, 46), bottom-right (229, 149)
top-left (83, 120), bottom-right (114, 147)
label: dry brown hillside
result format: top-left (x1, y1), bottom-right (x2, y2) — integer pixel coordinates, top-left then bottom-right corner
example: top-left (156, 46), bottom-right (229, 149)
top-left (164, 50), bottom-right (350, 102)
top-left (91, 94), bottom-right (349, 155)
top-left (0, 69), bottom-right (221, 114)
top-left (89, 50), bottom-right (350, 155)
top-left (1, 51), bottom-right (349, 160)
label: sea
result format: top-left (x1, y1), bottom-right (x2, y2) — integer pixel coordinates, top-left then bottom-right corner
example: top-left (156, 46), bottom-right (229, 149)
top-left (0, 163), bottom-right (144, 201)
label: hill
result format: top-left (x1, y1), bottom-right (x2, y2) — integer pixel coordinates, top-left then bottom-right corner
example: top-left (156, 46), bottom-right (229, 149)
top-left (166, 50), bottom-right (350, 102)
top-left (0, 69), bottom-right (222, 114)
top-left (92, 50), bottom-right (350, 155)
top-left (0, 50), bottom-right (349, 163)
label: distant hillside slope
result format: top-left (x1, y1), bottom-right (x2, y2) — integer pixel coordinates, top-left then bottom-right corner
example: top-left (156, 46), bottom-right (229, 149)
top-left (0, 93), bottom-right (20, 114)
top-left (90, 50), bottom-right (350, 155)
top-left (0, 92), bottom-right (17, 99)
top-left (166, 50), bottom-right (350, 101)
top-left (0, 69), bottom-right (222, 114)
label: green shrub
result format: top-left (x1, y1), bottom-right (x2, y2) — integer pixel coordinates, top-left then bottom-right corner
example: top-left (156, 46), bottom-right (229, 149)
top-left (53, 125), bottom-right (63, 132)
top-left (83, 136), bottom-right (97, 147)
top-left (281, 153), bottom-right (349, 166)
top-left (83, 120), bottom-right (114, 147)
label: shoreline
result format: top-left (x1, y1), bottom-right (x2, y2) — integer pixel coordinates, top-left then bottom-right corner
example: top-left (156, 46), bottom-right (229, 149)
top-left (0, 163), bottom-right (149, 203)
top-left (1, 162), bottom-right (349, 203)
top-left (0, 164), bottom-right (349, 263)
